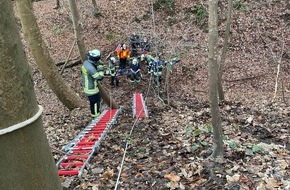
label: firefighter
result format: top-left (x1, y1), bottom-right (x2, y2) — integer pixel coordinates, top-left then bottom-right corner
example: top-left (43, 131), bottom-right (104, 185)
top-left (128, 58), bottom-right (141, 83)
top-left (108, 57), bottom-right (119, 87)
top-left (140, 53), bottom-right (154, 74)
top-left (81, 49), bottom-right (104, 119)
top-left (151, 56), bottom-right (163, 86)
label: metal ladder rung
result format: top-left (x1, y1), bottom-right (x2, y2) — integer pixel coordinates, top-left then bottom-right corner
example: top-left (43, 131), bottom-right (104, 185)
top-left (56, 108), bottom-right (122, 177)
top-left (60, 162), bottom-right (84, 167)
top-left (58, 170), bottom-right (79, 176)
top-left (70, 149), bottom-right (92, 154)
top-left (66, 155), bottom-right (89, 160)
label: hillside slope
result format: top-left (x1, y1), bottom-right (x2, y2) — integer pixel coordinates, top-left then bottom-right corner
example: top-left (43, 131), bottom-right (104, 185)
top-left (23, 0), bottom-right (290, 189)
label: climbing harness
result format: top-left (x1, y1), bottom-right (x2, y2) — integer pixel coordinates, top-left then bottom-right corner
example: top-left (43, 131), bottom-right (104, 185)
top-left (57, 108), bottom-right (121, 177)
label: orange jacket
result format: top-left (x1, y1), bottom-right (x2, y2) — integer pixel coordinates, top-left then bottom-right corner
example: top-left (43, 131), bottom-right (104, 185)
top-left (117, 48), bottom-right (130, 59)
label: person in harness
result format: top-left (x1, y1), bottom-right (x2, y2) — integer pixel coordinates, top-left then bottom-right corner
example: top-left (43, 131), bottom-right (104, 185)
top-left (140, 53), bottom-right (154, 74)
top-left (128, 58), bottom-right (141, 83)
top-left (81, 49), bottom-right (104, 119)
top-left (108, 57), bottom-right (119, 87)
top-left (116, 43), bottom-right (130, 76)
top-left (151, 56), bottom-right (163, 86)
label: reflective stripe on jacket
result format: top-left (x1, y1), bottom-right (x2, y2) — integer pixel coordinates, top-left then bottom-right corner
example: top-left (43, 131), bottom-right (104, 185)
top-left (81, 60), bottom-right (104, 96)
top-left (109, 63), bottom-right (117, 76)
top-left (145, 55), bottom-right (154, 65)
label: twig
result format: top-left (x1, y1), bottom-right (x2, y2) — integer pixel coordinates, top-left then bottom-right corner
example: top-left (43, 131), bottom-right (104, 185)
top-left (60, 39), bottom-right (76, 74)
top-left (281, 79), bottom-right (288, 106)
top-left (224, 74), bottom-right (266, 82)
top-left (50, 145), bottom-right (66, 155)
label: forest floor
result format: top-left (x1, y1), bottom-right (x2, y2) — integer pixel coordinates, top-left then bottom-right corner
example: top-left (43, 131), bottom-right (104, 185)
top-left (22, 0), bottom-right (290, 189)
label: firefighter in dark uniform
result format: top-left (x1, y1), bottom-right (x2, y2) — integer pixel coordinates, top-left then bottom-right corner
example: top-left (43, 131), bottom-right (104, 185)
top-left (81, 49), bottom-right (104, 118)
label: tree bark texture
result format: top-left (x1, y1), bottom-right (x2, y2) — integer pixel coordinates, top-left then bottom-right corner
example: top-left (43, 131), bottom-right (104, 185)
top-left (98, 82), bottom-right (118, 109)
top-left (68, 0), bottom-right (86, 62)
top-left (217, 0), bottom-right (233, 101)
top-left (16, 0), bottom-right (85, 110)
top-left (0, 0), bottom-right (62, 189)
top-left (208, 0), bottom-right (224, 158)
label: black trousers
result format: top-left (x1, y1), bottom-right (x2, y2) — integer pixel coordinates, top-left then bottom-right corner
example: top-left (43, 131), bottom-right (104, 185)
top-left (119, 58), bottom-right (127, 70)
top-left (111, 75), bottom-right (119, 86)
top-left (88, 93), bottom-right (101, 117)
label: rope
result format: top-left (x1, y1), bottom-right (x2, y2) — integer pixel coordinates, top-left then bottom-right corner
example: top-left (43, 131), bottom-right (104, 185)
top-left (0, 105), bottom-right (43, 136)
top-left (114, 1), bottom-right (157, 188)
top-left (114, 73), bottom-right (153, 190)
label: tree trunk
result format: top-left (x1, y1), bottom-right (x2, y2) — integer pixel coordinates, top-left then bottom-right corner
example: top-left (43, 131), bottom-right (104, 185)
top-left (68, 0), bottom-right (86, 62)
top-left (16, 0), bottom-right (85, 110)
top-left (208, 0), bottom-right (224, 158)
top-left (217, 0), bottom-right (233, 101)
top-left (0, 0), bottom-right (62, 189)
top-left (98, 82), bottom-right (118, 109)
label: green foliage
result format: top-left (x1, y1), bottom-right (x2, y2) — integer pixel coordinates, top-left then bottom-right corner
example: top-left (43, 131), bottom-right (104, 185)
top-left (244, 144), bottom-right (263, 155)
top-left (234, 1), bottom-right (249, 11)
top-left (106, 34), bottom-right (114, 42)
top-left (192, 4), bottom-right (208, 32)
top-left (153, 0), bottom-right (175, 15)
top-left (245, 149), bottom-right (253, 155)
top-left (193, 4), bottom-right (207, 24)
top-left (191, 144), bottom-right (199, 151)
top-left (194, 129), bottom-right (203, 136)
top-left (252, 145), bottom-right (263, 152)
top-left (184, 125), bottom-right (193, 137)
top-left (222, 135), bottom-right (228, 141)
top-left (203, 124), bottom-right (212, 133)
top-left (135, 148), bottom-right (146, 153)
top-left (125, 135), bottom-right (131, 144)
top-left (229, 141), bottom-right (237, 150)
top-left (187, 124), bottom-right (211, 151)
top-left (54, 24), bottom-right (62, 35)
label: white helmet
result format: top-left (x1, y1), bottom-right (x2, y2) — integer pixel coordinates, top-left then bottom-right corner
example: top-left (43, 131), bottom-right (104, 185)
top-left (110, 57), bottom-right (116, 63)
top-left (154, 56), bottom-right (159, 62)
top-left (132, 58), bottom-right (138, 65)
top-left (141, 54), bottom-right (145, 61)
top-left (88, 49), bottom-right (101, 62)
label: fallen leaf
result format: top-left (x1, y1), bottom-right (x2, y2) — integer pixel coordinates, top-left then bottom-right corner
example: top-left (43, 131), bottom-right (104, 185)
top-left (164, 173), bottom-right (181, 182)
top-left (102, 169), bottom-right (114, 180)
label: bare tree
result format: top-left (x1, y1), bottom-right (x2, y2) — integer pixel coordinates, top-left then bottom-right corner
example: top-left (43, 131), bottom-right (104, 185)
top-left (0, 0), bottom-right (62, 189)
top-left (16, 0), bottom-right (85, 110)
top-left (68, 0), bottom-right (86, 62)
top-left (217, 0), bottom-right (233, 101)
top-left (208, 0), bottom-right (224, 158)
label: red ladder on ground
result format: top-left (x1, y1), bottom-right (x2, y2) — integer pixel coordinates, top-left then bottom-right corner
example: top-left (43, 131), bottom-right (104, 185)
top-left (56, 108), bottom-right (120, 177)
top-left (133, 93), bottom-right (148, 118)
